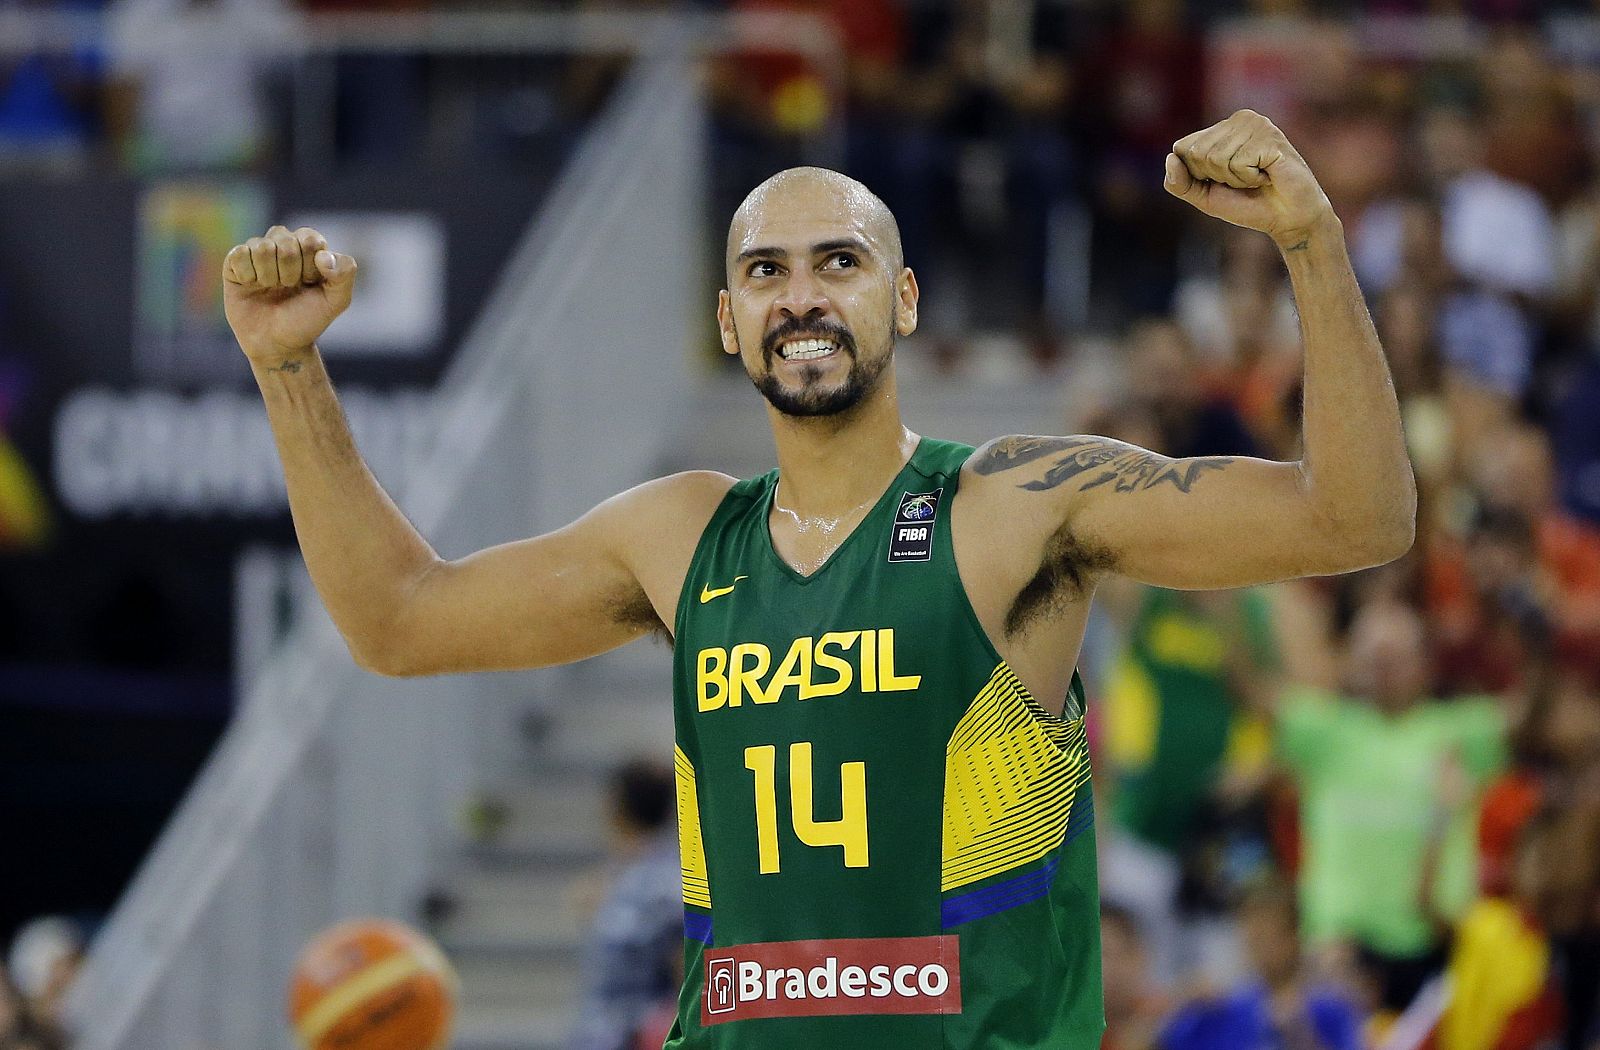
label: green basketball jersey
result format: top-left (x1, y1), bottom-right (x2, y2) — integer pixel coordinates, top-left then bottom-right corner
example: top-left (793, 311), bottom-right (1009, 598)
top-left (664, 437), bottom-right (1104, 1049)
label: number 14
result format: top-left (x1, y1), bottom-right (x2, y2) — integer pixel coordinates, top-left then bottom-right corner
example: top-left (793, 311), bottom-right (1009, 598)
top-left (743, 742), bottom-right (869, 874)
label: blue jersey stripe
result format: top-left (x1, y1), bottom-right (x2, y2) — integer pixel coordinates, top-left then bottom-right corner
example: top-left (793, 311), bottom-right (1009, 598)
top-left (940, 857), bottom-right (1061, 928)
top-left (684, 909), bottom-right (714, 944)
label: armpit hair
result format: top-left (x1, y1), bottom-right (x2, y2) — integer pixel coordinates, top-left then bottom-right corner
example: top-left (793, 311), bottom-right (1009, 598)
top-left (1004, 523), bottom-right (1116, 638)
top-left (610, 588), bottom-right (673, 648)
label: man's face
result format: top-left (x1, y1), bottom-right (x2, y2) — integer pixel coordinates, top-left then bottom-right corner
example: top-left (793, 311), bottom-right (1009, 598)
top-left (719, 186), bottom-right (916, 418)
top-left (1346, 602), bottom-right (1430, 712)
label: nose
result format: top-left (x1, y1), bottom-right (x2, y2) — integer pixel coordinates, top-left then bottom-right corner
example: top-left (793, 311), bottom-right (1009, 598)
top-left (773, 266), bottom-right (829, 320)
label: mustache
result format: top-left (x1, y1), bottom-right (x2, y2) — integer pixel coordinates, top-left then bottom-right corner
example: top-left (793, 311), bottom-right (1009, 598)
top-left (761, 317), bottom-right (857, 361)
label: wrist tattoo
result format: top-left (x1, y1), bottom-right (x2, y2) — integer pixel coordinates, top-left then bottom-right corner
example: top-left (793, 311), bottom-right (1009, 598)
top-left (974, 436), bottom-right (1233, 495)
top-left (264, 359), bottom-right (304, 375)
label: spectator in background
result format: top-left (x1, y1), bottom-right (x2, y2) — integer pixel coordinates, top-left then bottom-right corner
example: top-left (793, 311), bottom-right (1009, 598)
top-left (1158, 876), bottom-right (1362, 1050)
top-left (1078, 0), bottom-right (1204, 326)
top-left (0, 957), bottom-right (65, 1050)
top-left (1427, 102), bottom-right (1548, 412)
top-left (1171, 228), bottom-right (1302, 457)
top-left (1099, 583), bottom-right (1278, 986)
top-left (567, 758), bottom-right (681, 1050)
top-left (1479, 29), bottom-right (1585, 210)
top-left (1429, 505), bottom-right (1545, 696)
top-left (1271, 600), bottom-right (1506, 1015)
top-left (1425, 789), bottom-right (1568, 1050)
top-left (1173, 226), bottom-right (1299, 373)
top-left (1420, 101), bottom-right (1556, 313)
top-left (1426, 423), bottom-right (1600, 691)
top-left (5, 917), bottom-right (79, 1038)
top-left (1467, 615), bottom-right (1600, 1050)
top-left (1356, 102), bottom-right (1554, 419)
top-left (1092, 318), bottom-right (1274, 985)
top-left (1100, 904), bottom-right (1170, 1050)
top-left (1120, 319), bottom-right (1261, 461)
top-left (876, 0), bottom-right (1079, 364)
top-left (104, 0), bottom-right (292, 172)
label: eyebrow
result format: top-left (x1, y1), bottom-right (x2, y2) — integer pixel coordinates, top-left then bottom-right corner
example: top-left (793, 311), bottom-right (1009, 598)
top-left (734, 237), bottom-right (875, 265)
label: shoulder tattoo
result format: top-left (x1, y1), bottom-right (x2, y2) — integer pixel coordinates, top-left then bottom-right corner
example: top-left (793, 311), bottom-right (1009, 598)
top-left (973, 436), bottom-right (1233, 496)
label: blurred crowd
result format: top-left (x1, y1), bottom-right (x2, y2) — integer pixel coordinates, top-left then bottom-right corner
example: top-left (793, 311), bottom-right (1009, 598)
top-left (1059, 8), bottom-right (1600, 1049)
top-left (7, 0), bottom-right (1600, 361)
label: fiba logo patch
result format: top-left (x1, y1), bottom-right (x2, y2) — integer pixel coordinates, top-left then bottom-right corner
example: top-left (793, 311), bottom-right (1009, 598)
top-left (707, 957), bottom-right (737, 1015)
top-left (888, 488), bottom-right (943, 564)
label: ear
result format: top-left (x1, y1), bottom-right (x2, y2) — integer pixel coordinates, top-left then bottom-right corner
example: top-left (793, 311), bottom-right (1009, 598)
top-left (894, 268), bottom-right (919, 337)
top-left (716, 289), bottom-right (740, 357)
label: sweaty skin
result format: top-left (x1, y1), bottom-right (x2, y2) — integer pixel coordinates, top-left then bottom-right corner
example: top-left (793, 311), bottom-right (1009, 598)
top-left (224, 112), bottom-right (1415, 717)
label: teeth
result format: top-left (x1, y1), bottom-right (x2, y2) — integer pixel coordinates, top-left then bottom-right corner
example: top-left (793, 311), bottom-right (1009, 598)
top-left (782, 338), bottom-right (836, 361)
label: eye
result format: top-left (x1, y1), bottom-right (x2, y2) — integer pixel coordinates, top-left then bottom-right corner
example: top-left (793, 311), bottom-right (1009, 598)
top-left (823, 253), bottom-right (858, 270)
top-left (749, 260), bottom-right (781, 278)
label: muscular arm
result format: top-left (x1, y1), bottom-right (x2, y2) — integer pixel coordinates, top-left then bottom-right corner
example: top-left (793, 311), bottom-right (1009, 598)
top-left (974, 224), bottom-right (1412, 589)
top-left (254, 347), bottom-right (727, 675)
top-left (969, 114), bottom-right (1414, 593)
top-left (227, 225), bottom-right (730, 677)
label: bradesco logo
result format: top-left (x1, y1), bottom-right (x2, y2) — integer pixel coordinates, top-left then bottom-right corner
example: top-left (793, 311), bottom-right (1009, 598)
top-left (702, 934), bottom-right (960, 1025)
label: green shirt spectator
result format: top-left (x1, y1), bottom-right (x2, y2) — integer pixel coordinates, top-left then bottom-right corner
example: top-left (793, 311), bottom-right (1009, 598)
top-left (1276, 603), bottom-right (1507, 960)
top-left (1107, 587), bottom-right (1278, 853)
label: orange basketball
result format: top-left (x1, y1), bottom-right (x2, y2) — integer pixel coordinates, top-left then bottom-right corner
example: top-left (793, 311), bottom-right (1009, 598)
top-left (288, 918), bottom-right (458, 1050)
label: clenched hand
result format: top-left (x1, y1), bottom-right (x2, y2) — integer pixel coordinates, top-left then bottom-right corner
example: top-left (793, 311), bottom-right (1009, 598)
top-left (223, 225), bottom-right (357, 367)
top-left (1164, 110), bottom-right (1335, 249)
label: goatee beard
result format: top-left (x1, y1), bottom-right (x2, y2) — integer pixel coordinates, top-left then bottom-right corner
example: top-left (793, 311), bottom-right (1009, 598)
top-left (754, 352), bottom-right (889, 417)
top-left (750, 317), bottom-right (890, 418)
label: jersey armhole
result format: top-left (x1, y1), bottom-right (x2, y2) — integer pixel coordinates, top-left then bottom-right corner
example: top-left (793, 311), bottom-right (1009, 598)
top-left (670, 474), bottom-right (772, 642)
top-left (943, 446), bottom-right (1085, 721)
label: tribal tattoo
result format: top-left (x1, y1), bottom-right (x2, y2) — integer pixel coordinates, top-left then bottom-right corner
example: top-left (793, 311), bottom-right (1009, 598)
top-left (973, 436), bottom-right (1233, 495)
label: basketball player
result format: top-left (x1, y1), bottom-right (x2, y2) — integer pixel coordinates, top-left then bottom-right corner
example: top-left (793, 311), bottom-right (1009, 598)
top-left (224, 110), bottom-right (1414, 1047)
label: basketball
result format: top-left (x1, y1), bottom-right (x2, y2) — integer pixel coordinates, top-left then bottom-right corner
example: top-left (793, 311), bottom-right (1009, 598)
top-left (287, 918), bottom-right (458, 1050)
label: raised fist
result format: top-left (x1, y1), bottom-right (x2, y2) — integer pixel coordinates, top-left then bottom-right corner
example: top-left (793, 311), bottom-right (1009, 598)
top-left (223, 225), bottom-right (357, 366)
top-left (1164, 110), bottom-right (1335, 248)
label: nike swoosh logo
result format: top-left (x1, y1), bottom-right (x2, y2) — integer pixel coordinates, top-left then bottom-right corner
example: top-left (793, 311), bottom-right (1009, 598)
top-left (700, 575), bottom-right (748, 603)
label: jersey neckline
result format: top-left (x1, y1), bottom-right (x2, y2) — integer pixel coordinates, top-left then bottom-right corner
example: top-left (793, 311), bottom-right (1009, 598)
top-left (757, 435), bottom-right (927, 586)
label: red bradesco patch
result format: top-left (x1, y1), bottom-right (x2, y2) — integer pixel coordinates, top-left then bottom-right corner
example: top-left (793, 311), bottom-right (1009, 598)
top-left (701, 935), bottom-right (961, 1026)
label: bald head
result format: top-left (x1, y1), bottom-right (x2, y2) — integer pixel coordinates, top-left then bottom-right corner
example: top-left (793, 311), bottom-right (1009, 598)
top-left (726, 167), bottom-right (904, 280)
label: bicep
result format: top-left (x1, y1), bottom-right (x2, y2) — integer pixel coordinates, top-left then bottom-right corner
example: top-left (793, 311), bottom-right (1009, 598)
top-left (394, 522), bottom-right (655, 675)
top-left (378, 471), bottom-right (731, 676)
top-left (970, 434), bottom-right (1358, 590)
top-left (1073, 452), bottom-right (1348, 589)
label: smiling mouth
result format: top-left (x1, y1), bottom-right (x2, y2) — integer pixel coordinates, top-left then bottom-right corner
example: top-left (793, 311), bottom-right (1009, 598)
top-left (777, 337), bottom-right (840, 361)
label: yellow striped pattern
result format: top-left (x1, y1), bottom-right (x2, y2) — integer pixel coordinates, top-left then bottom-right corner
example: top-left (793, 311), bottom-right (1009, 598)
top-left (294, 941), bottom-right (456, 1049)
top-left (675, 744), bottom-right (712, 908)
top-left (941, 663), bottom-right (1089, 892)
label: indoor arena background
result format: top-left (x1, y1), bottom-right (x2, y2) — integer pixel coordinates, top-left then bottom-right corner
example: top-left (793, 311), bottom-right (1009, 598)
top-left (1, 0), bottom-right (1598, 1048)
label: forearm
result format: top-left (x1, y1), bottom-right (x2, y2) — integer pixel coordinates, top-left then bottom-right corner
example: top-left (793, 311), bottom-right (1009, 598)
top-left (1282, 218), bottom-right (1416, 560)
top-left (252, 347), bottom-right (440, 665)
